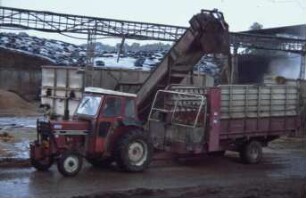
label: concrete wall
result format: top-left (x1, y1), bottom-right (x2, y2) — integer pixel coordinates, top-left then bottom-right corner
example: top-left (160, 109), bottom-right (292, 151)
top-left (42, 66), bottom-right (213, 93)
top-left (0, 47), bottom-right (214, 101)
top-left (0, 48), bottom-right (53, 100)
top-left (41, 66), bottom-right (214, 116)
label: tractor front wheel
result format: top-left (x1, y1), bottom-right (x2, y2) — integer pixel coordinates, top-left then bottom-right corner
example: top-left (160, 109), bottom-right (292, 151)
top-left (31, 157), bottom-right (53, 171)
top-left (57, 152), bottom-right (83, 177)
top-left (115, 130), bottom-right (152, 172)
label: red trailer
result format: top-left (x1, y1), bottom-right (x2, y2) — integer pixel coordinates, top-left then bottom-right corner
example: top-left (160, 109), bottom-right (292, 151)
top-left (148, 84), bottom-right (302, 163)
top-left (30, 83), bottom-right (302, 177)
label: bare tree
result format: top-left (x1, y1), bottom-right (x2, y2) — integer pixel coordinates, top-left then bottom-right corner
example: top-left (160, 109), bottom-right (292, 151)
top-left (249, 22), bottom-right (263, 30)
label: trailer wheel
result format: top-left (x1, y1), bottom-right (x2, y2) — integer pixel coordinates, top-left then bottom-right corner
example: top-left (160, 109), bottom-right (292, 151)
top-left (240, 141), bottom-right (263, 164)
top-left (115, 130), bottom-right (152, 172)
top-left (31, 157), bottom-right (53, 171)
top-left (57, 152), bottom-right (83, 177)
top-left (87, 158), bottom-right (113, 168)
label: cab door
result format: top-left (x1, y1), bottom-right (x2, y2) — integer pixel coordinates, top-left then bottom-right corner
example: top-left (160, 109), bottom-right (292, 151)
top-left (94, 96), bottom-right (123, 154)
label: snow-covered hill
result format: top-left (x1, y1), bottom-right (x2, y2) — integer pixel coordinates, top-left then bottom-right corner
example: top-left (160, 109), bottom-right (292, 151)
top-left (0, 32), bottom-right (166, 69)
top-left (0, 32), bottom-right (86, 65)
top-left (0, 32), bottom-right (219, 76)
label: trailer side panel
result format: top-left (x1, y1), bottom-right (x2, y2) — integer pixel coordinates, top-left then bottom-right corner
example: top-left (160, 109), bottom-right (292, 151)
top-left (215, 85), bottom-right (301, 140)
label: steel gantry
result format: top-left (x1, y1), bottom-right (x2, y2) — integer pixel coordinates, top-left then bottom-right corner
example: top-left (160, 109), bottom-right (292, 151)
top-left (0, 6), bottom-right (186, 41)
top-left (0, 6), bottom-right (305, 53)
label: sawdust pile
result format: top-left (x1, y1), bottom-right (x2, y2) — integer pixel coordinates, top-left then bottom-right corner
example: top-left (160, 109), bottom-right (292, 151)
top-left (0, 90), bottom-right (38, 116)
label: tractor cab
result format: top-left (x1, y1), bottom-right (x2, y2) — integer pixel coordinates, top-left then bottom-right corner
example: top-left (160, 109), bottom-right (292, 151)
top-left (30, 87), bottom-right (152, 177)
top-left (75, 87), bottom-right (140, 156)
top-left (75, 87), bottom-right (138, 121)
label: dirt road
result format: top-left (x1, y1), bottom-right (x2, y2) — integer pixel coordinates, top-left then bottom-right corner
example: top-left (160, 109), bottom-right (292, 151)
top-left (0, 138), bottom-right (305, 198)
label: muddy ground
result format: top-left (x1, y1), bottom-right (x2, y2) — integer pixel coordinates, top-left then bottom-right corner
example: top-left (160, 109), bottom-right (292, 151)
top-left (0, 118), bottom-right (38, 165)
top-left (0, 125), bottom-right (305, 198)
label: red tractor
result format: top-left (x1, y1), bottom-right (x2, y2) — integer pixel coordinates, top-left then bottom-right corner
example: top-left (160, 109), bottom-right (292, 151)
top-left (30, 87), bottom-right (153, 176)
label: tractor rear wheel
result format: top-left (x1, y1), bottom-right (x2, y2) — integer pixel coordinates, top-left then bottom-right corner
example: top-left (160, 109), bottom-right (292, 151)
top-left (115, 130), bottom-right (152, 172)
top-left (57, 151), bottom-right (83, 177)
top-left (31, 157), bottom-right (53, 171)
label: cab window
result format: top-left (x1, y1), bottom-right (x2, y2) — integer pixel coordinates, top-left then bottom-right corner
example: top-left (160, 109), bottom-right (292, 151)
top-left (125, 98), bottom-right (136, 118)
top-left (76, 95), bottom-right (102, 116)
top-left (102, 96), bottom-right (122, 117)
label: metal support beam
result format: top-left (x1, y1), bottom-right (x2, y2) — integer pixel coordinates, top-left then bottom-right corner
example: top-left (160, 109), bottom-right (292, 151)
top-left (84, 30), bottom-right (96, 87)
top-left (300, 49), bottom-right (306, 80)
top-left (230, 33), bottom-right (305, 54)
top-left (230, 46), bottom-right (239, 84)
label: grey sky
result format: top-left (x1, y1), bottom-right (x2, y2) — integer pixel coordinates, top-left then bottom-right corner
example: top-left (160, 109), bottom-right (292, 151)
top-left (2, 0), bottom-right (305, 44)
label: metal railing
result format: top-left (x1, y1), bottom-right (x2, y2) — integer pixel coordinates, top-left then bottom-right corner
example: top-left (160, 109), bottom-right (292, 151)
top-left (148, 90), bottom-right (206, 128)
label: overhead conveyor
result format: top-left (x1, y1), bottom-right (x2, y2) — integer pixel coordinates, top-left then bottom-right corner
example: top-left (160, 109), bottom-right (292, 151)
top-left (136, 10), bottom-right (230, 119)
top-left (0, 6), bottom-right (305, 53)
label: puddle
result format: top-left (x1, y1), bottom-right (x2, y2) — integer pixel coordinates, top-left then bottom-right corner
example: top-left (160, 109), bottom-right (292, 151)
top-left (0, 117), bottom-right (42, 128)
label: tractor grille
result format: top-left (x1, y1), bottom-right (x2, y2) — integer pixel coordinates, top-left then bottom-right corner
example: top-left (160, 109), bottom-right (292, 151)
top-left (37, 120), bottom-right (52, 135)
